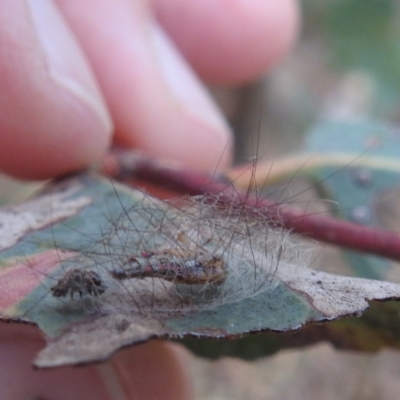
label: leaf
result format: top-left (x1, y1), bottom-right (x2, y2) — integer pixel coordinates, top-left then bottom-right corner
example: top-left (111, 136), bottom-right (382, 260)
top-left (1, 171), bottom-right (400, 368)
top-left (177, 300), bottom-right (400, 359)
top-left (303, 119), bottom-right (400, 280)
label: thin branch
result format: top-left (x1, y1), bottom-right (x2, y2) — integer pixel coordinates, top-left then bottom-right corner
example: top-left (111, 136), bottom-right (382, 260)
top-left (99, 149), bottom-right (400, 262)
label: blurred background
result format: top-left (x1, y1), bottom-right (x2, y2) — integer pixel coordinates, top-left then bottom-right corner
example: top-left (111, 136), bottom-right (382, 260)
top-left (216, 0), bottom-right (400, 160)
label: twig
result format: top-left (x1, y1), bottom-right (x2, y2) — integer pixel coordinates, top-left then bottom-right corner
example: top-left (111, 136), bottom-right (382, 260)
top-left (99, 149), bottom-right (400, 262)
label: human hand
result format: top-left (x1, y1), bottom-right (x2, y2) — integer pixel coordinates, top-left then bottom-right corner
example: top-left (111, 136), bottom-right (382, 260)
top-left (0, 0), bottom-right (299, 398)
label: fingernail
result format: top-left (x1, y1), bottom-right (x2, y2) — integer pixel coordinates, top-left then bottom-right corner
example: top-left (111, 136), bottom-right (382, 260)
top-left (26, 0), bottom-right (112, 133)
top-left (151, 24), bottom-right (231, 144)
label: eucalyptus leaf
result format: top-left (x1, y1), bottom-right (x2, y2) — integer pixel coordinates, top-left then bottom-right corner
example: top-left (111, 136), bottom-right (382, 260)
top-left (1, 172), bottom-right (399, 368)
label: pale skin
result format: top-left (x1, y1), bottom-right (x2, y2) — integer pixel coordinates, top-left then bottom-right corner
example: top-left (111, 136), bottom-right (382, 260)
top-left (0, 0), bottom-right (299, 398)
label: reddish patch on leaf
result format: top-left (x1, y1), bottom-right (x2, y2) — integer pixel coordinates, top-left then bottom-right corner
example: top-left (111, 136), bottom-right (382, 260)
top-left (0, 250), bottom-right (77, 310)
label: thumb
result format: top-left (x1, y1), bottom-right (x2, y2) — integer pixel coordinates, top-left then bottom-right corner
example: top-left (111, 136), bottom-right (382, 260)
top-left (0, 0), bottom-right (112, 179)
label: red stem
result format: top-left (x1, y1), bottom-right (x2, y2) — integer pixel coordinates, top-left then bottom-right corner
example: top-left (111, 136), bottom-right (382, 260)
top-left (100, 150), bottom-right (400, 262)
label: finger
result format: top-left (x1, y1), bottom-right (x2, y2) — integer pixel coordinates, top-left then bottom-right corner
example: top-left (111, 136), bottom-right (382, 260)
top-left (155, 0), bottom-right (300, 84)
top-left (55, 0), bottom-right (233, 173)
top-left (110, 341), bottom-right (193, 400)
top-left (0, 324), bottom-right (110, 399)
top-left (0, 0), bottom-right (112, 180)
top-left (0, 324), bottom-right (193, 400)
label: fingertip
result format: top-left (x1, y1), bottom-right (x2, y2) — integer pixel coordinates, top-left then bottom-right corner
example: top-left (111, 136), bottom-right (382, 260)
top-left (115, 101), bottom-right (233, 173)
top-left (0, 0), bottom-right (112, 180)
top-left (0, 106), bottom-right (112, 181)
top-left (0, 104), bottom-right (112, 181)
top-left (0, 324), bottom-right (110, 400)
top-left (111, 341), bottom-right (194, 400)
top-left (156, 0), bottom-right (301, 84)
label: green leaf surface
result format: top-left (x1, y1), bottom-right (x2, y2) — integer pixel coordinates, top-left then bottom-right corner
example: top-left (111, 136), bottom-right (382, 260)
top-left (178, 301), bottom-right (400, 360)
top-left (302, 119), bottom-right (400, 280)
